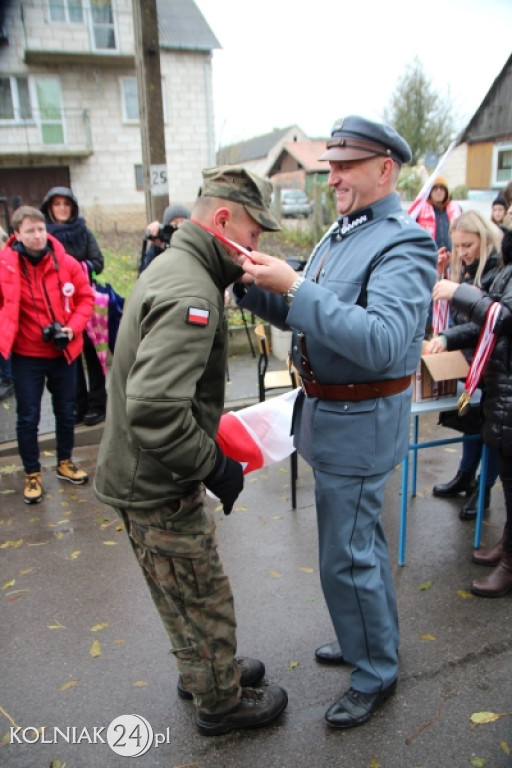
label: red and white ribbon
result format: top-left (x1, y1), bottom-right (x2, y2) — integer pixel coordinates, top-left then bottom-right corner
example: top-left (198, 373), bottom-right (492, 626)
top-left (458, 302), bottom-right (501, 413)
top-left (191, 218), bottom-right (254, 262)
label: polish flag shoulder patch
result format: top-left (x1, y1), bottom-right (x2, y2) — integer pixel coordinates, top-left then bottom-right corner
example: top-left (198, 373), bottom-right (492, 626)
top-left (186, 306), bottom-right (210, 326)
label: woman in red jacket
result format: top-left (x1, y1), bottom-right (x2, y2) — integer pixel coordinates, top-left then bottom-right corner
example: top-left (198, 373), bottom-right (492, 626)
top-left (0, 206), bottom-right (94, 503)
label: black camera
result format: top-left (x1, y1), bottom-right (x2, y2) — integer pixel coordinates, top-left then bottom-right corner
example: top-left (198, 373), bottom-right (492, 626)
top-left (147, 223), bottom-right (177, 245)
top-left (42, 322), bottom-right (69, 350)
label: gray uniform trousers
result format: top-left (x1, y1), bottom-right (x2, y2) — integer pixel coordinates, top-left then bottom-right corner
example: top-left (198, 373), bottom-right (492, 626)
top-left (117, 484), bottom-right (241, 714)
top-left (315, 467), bottom-right (399, 693)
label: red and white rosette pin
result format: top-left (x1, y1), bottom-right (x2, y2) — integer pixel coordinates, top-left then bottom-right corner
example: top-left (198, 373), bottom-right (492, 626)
top-left (62, 282), bottom-right (75, 313)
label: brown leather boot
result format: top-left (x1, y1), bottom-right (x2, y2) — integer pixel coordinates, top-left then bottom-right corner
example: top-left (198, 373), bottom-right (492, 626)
top-left (471, 553), bottom-right (512, 598)
top-left (472, 526), bottom-right (507, 567)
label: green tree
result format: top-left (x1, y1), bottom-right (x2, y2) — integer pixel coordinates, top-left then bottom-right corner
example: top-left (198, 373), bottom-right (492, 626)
top-left (383, 57), bottom-right (457, 166)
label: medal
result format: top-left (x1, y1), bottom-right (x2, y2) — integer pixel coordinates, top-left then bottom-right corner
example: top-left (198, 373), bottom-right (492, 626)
top-left (457, 391), bottom-right (471, 416)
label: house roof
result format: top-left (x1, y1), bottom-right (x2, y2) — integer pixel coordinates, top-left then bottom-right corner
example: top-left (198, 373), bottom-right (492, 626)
top-left (459, 52), bottom-right (512, 143)
top-left (217, 126), bottom-right (305, 164)
top-left (280, 140), bottom-right (328, 172)
top-left (157, 0), bottom-right (221, 52)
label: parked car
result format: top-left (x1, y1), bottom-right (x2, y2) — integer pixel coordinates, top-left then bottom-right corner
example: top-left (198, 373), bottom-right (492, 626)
top-left (277, 189), bottom-right (313, 218)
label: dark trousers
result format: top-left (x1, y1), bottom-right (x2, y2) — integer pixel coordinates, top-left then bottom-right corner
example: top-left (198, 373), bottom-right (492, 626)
top-left (11, 353), bottom-right (77, 474)
top-left (0, 353), bottom-right (12, 383)
top-left (75, 332), bottom-right (106, 416)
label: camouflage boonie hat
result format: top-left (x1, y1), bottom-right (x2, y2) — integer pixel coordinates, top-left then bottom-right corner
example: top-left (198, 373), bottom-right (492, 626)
top-left (199, 165), bottom-right (281, 232)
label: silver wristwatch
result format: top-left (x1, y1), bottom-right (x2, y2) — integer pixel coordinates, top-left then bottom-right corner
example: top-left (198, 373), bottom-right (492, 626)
top-left (284, 277), bottom-right (304, 306)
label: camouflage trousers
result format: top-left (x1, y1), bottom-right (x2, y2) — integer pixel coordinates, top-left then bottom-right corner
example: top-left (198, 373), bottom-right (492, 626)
top-left (116, 484), bottom-right (241, 714)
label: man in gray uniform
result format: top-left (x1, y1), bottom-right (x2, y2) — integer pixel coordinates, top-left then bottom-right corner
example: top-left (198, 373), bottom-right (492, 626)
top-left (236, 116), bottom-right (437, 728)
top-left (94, 166), bottom-right (288, 736)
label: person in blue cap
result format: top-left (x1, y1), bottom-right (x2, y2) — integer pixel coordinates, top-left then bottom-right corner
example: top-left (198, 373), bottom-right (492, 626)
top-left (235, 115), bottom-right (437, 728)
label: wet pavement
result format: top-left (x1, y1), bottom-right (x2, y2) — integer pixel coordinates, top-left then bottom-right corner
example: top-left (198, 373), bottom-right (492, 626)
top-left (1, 350), bottom-right (511, 768)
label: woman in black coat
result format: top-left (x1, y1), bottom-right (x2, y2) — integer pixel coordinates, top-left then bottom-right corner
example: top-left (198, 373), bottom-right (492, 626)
top-left (432, 211), bottom-right (501, 519)
top-left (41, 187), bottom-right (106, 426)
top-left (429, 228), bottom-right (512, 597)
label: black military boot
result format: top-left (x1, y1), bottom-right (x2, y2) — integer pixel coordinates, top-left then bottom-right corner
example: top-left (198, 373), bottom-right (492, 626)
top-left (460, 485), bottom-right (491, 521)
top-left (433, 470), bottom-right (476, 498)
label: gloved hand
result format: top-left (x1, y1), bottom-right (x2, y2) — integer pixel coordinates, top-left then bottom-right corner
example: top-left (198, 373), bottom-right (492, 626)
top-left (203, 446), bottom-right (244, 515)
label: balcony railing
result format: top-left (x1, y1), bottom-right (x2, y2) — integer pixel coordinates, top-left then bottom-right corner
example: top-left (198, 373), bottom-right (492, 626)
top-left (19, 1), bottom-right (134, 61)
top-left (0, 109), bottom-right (92, 157)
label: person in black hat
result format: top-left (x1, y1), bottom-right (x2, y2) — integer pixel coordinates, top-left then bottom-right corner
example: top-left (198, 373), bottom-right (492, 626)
top-left (491, 194), bottom-right (509, 232)
top-left (138, 203), bottom-right (191, 275)
top-left (235, 115), bottom-right (437, 728)
top-left (41, 187), bottom-right (106, 427)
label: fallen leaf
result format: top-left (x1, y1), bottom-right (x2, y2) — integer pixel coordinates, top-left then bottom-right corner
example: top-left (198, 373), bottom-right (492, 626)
top-left (114, 638), bottom-right (124, 644)
top-left (300, 567), bottom-right (314, 573)
top-left (133, 680), bottom-right (148, 687)
top-left (0, 464), bottom-right (21, 475)
top-left (288, 660), bottom-right (299, 669)
top-left (0, 705), bottom-right (20, 728)
top-left (1, 731), bottom-right (11, 746)
top-left (420, 634), bottom-right (436, 641)
top-left (305, 596), bottom-right (320, 602)
top-left (2, 579), bottom-right (15, 590)
top-left (457, 590), bottom-right (474, 599)
top-left (419, 580), bottom-right (432, 590)
top-left (102, 540), bottom-right (117, 546)
top-left (370, 759), bottom-right (383, 768)
top-left (115, 524), bottom-right (124, 532)
top-left (469, 758), bottom-right (487, 767)
top-left (43, 450), bottom-right (55, 456)
top-left (19, 568), bottom-right (35, 576)
top-left (0, 539), bottom-right (23, 548)
top-left (69, 551), bottom-right (81, 560)
top-left (7, 590), bottom-right (29, 602)
top-left (59, 680), bottom-right (79, 691)
top-left (90, 622), bottom-right (110, 632)
top-left (268, 570), bottom-right (282, 578)
top-left (49, 759), bottom-right (67, 768)
top-left (48, 619), bottom-right (66, 630)
top-left (470, 711), bottom-right (503, 725)
top-left (269, 515), bottom-right (283, 520)
top-left (0, 489), bottom-right (15, 495)
top-left (501, 741), bottom-right (510, 755)
top-left (89, 640), bottom-right (101, 657)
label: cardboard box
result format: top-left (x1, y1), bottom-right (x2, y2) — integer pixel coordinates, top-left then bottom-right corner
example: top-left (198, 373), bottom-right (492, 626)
top-left (412, 342), bottom-right (469, 402)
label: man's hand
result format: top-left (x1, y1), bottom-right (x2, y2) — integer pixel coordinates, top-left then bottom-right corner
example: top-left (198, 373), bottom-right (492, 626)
top-left (204, 447), bottom-right (244, 515)
top-left (242, 251), bottom-right (299, 295)
top-left (424, 335), bottom-right (447, 354)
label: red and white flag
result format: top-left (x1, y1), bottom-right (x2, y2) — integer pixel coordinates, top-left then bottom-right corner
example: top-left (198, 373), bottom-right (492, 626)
top-left (217, 388), bottom-right (299, 474)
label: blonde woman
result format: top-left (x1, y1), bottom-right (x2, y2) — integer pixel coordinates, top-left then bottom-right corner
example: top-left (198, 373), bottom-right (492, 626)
top-left (427, 211), bottom-right (502, 520)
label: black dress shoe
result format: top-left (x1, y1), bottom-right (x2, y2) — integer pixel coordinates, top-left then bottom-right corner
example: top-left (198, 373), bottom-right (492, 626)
top-left (83, 410), bottom-right (106, 426)
top-left (314, 641), bottom-right (344, 665)
top-left (177, 656), bottom-right (265, 700)
top-left (325, 680), bottom-right (397, 728)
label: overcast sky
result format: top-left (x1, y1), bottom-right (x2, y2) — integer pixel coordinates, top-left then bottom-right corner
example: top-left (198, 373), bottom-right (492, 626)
top-left (194, 0), bottom-right (512, 150)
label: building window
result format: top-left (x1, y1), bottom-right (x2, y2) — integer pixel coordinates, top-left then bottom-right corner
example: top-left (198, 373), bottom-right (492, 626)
top-left (494, 144), bottom-right (512, 185)
top-left (0, 76), bottom-right (33, 121)
top-left (91, 0), bottom-right (116, 50)
top-left (120, 77), bottom-right (168, 124)
top-left (48, 0), bottom-right (84, 23)
top-left (34, 77), bottom-right (65, 145)
top-left (135, 164), bottom-right (144, 190)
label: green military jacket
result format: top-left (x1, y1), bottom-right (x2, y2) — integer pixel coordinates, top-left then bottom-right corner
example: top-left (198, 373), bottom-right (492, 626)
top-left (94, 220), bottom-right (243, 510)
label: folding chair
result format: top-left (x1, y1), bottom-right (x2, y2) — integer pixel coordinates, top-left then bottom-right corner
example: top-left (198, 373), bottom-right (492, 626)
top-left (254, 324), bottom-right (299, 508)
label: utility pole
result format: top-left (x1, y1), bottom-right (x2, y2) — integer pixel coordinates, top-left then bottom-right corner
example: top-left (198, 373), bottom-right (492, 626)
top-left (131, 0), bottom-right (168, 225)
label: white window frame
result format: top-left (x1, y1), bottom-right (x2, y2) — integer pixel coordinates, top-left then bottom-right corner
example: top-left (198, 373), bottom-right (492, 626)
top-left (90, 0), bottom-right (118, 52)
top-left (120, 76), bottom-right (168, 125)
top-left (492, 142), bottom-right (512, 186)
top-left (32, 76), bottom-right (66, 146)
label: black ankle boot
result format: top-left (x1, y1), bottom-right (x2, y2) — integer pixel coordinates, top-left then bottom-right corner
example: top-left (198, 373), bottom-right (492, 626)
top-left (433, 470), bottom-right (476, 498)
top-left (460, 485), bottom-right (491, 521)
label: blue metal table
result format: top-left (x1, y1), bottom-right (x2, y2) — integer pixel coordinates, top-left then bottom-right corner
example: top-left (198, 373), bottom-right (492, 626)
top-left (399, 384), bottom-right (487, 565)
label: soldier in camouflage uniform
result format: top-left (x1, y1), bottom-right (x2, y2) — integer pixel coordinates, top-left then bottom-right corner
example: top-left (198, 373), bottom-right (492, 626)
top-left (94, 166), bottom-right (288, 736)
